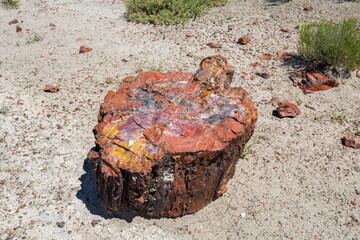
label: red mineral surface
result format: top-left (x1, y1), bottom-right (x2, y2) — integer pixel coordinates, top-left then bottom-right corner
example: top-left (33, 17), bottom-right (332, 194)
top-left (88, 55), bottom-right (257, 217)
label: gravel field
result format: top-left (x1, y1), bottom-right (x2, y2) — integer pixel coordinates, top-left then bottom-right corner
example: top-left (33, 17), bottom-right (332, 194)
top-left (0, 0), bottom-right (359, 239)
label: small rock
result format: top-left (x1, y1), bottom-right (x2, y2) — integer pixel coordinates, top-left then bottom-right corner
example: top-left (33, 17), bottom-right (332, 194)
top-left (227, 25), bottom-right (234, 31)
top-left (356, 69), bottom-right (360, 78)
top-left (121, 59), bottom-right (128, 62)
top-left (44, 85), bottom-right (60, 93)
top-left (259, 54), bottom-right (272, 61)
top-left (276, 101), bottom-right (301, 118)
top-left (9, 19), bottom-right (19, 25)
top-left (186, 53), bottom-right (193, 57)
top-left (16, 25), bottom-right (22, 33)
top-left (319, 10), bottom-right (326, 14)
top-left (49, 23), bottom-right (56, 27)
top-left (79, 46), bottom-right (92, 53)
top-left (266, 97), bottom-right (281, 105)
top-left (250, 62), bottom-right (260, 67)
top-left (185, 34), bottom-right (193, 38)
top-left (237, 36), bottom-right (251, 45)
top-left (276, 51), bottom-right (294, 60)
top-left (341, 135), bottom-right (360, 149)
top-left (280, 28), bottom-right (291, 33)
top-left (241, 213), bottom-right (246, 218)
top-left (207, 43), bottom-right (222, 49)
top-left (350, 201), bottom-right (357, 206)
top-left (255, 72), bottom-right (271, 79)
top-left (303, 4), bottom-right (313, 11)
top-left (56, 221), bottom-right (65, 228)
top-left (91, 220), bottom-right (101, 227)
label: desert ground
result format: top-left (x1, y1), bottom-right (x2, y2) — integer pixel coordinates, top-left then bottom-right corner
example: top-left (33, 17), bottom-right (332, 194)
top-left (0, 0), bottom-right (359, 239)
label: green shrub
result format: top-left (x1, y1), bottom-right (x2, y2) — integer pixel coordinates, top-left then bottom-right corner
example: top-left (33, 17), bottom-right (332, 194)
top-left (1, 0), bottom-right (21, 8)
top-left (298, 18), bottom-right (360, 72)
top-left (125, 0), bottom-right (227, 24)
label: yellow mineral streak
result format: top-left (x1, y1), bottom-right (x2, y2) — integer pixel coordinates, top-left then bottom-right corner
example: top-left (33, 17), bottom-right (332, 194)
top-left (110, 139), bottom-right (154, 172)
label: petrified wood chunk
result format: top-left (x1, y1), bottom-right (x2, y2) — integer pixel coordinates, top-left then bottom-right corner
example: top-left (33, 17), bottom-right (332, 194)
top-left (88, 55), bottom-right (257, 217)
top-left (290, 69), bottom-right (339, 94)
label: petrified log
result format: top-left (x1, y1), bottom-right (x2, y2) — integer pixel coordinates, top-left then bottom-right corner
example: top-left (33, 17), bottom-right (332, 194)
top-left (88, 55), bottom-right (257, 217)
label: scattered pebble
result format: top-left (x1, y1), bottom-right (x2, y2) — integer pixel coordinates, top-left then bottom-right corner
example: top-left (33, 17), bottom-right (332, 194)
top-left (237, 36), bottom-right (251, 45)
top-left (56, 221), bottom-right (65, 228)
top-left (280, 28), bottom-right (291, 33)
top-left (207, 43), bottom-right (222, 48)
top-left (79, 46), bottom-right (92, 53)
top-left (9, 19), bottom-right (19, 25)
top-left (341, 135), bottom-right (360, 149)
top-left (303, 4), bottom-right (313, 11)
top-left (276, 101), bottom-right (301, 118)
top-left (91, 220), bottom-right (101, 227)
top-left (350, 201), bottom-right (357, 206)
top-left (16, 25), bottom-right (22, 33)
top-left (44, 85), bottom-right (60, 93)
top-left (255, 72), bottom-right (271, 79)
top-left (259, 54), bottom-right (272, 61)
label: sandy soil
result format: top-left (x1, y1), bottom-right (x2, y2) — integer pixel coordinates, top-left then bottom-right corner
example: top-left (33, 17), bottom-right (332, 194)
top-left (0, 0), bottom-right (359, 239)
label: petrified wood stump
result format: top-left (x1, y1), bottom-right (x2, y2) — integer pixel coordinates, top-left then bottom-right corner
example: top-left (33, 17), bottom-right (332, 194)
top-left (88, 55), bottom-right (257, 217)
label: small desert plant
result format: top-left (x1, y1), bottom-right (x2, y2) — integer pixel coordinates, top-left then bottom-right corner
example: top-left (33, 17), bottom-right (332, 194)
top-left (125, 0), bottom-right (227, 24)
top-left (26, 33), bottom-right (43, 44)
top-left (298, 18), bottom-right (360, 72)
top-left (1, 0), bottom-right (21, 8)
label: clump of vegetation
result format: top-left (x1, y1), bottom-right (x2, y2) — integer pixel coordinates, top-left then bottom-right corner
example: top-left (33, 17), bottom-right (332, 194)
top-left (298, 18), bottom-right (360, 73)
top-left (125, 0), bottom-right (227, 24)
top-left (1, 0), bottom-right (21, 8)
top-left (26, 33), bottom-right (43, 44)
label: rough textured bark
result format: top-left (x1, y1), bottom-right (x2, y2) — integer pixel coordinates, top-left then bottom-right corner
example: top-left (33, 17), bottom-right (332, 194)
top-left (88, 55), bottom-right (257, 217)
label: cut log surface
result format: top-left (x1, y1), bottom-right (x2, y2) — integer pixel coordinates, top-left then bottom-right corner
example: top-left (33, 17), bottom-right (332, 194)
top-left (88, 55), bottom-right (257, 217)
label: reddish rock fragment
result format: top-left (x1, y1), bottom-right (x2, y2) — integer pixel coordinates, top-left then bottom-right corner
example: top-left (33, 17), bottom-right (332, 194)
top-left (255, 72), bottom-right (271, 79)
top-left (341, 135), bottom-right (360, 149)
top-left (276, 51), bottom-right (294, 60)
top-left (79, 46), bottom-right (92, 53)
top-left (237, 36), bottom-right (251, 45)
top-left (207, 43), bottom-right (222, 49)
top-left (49, 23), bottom-right (56, 27)
top-left (186, 53), bottom-right (193, 57)
top-left (303, 4), bottom-right (313, 11)
top-left (16, 25), bottom-right (22, 32)
top-left (280, 28), bottom-right (291, 33)
top-left (88, 55), bottom-right (257, 217)
top-left (319, 10), bottom-right (326, 14)
top-left (9, 19), bottom-right (19, 25)
top-left (259, 54), bottom-right (272, 61)
top-left (250, 62), bottom-right (260, 67)
top-left (351, 201), bottom-right (357, 206)
top-left (185, 34), bottom-right (193, 38)
top-left (44, 85), bottom-right (60, 93)
top-left (276, 101), bottom-right (301, 118)
top-left (266, 97), bottom-right (281, 105)
top-left (290, 70), bottom-right (339, 94)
